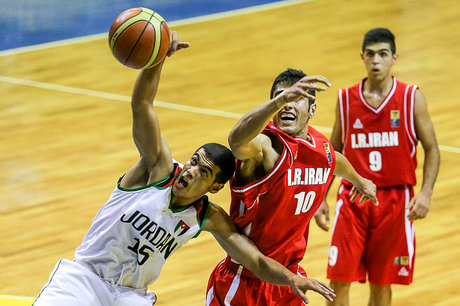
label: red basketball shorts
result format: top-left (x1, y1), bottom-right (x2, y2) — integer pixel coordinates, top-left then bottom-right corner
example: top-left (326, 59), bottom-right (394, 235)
top-left (327, 184), bottom-right (415, 285)
top-left (206, 257), bottom-right (307, 306)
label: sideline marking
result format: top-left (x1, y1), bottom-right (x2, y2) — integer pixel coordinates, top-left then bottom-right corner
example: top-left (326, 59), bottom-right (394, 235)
top-left (0, 294), bottom-right (35, 300)
top-left (1, 74), bottom-right (458, 154)
top-left (0, 294), bottom-right (35, 306)
top-left (0, 75), bottom-right (242, 119)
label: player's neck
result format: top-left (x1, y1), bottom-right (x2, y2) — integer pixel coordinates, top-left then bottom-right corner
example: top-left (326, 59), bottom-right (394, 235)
top-left (170, 193), bottom-right (199, 210)
top-left (364, 74), bottom-right (393, 92)
top-left (292, 124), bottom-right (311, 141)
top-left (362, 75), bottom-right (393, 107)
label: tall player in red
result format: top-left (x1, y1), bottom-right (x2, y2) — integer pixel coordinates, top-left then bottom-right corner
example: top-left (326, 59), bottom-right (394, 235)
top-left (206, 69), bottom-right (378, 305)
top-left (315, 28), bottom-right (441, 306)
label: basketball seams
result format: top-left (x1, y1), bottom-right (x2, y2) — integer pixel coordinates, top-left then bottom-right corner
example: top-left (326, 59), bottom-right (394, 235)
top-left (109, 7), bottom-right (170, 69)
top-left (140, 7), bottom-right (155, 16)
top-left (141, 7), bottom-right (165, 23)
top-left (151, 13), bottom-right (166, 23)
top-left (109, 11), bottom-right (151, 51)
top-left (141, 18), bottom-right (164, 69)
top-left (140, 9), bottom-right (167, 69)
top-left (124, 13), bottom-right (155, 67)
top-left (108, 8), bottom-right (142, 49)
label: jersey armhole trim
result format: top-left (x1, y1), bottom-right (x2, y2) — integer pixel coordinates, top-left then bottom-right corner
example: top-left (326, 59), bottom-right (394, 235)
top-left (192, 201), bottom-right (212, 239)
top-left (231, 147), bottom-right (289, 193)
top-left (117, 163), bottom-right (179, 192)
top-left (33, 259), bottom-right (63, 305)
top-left (338, 88), bottom-right (346, 145)
top-left (409, 85), bottom-right (418, 141)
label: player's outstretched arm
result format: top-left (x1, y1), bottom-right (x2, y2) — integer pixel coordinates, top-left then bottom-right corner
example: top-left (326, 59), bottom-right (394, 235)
top-left (334, 152), bottom-right (378, 205)
top-left (228, 75), bottom-right (331, 161)
top-left (203, 204), bottom-right (335, 303)
top-left (121, 32), bottom-right (190, 187)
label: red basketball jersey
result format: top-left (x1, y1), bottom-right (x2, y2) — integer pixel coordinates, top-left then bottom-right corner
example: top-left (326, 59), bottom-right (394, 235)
top-left (339, 77), bottom-right (418, 187)
top-left (229, 122), bottom-right (336, 270)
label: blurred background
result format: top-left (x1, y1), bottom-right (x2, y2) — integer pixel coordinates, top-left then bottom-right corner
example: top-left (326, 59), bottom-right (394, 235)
top-left (1, 0), bottom-right (459, 305)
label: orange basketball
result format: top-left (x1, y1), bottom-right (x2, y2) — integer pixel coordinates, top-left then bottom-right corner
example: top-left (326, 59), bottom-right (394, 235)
top-left (108, 7), bottom-right (170, 69)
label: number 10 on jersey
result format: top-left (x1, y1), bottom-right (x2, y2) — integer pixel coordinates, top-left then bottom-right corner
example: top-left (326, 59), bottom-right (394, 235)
top-left (294, 191), bottom-right (316, 215)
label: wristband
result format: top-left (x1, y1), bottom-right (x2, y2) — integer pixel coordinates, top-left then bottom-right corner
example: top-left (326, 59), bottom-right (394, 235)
top-left (274, 92), bottom-right (286, 109)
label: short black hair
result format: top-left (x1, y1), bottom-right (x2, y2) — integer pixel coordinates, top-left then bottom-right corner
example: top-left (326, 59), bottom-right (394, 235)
top-left (362, 28), bottom-right (396, 54)
top-left (270, 68), bottom-right (315, 106)
top-left (197, 143), bottom-right (235, 184)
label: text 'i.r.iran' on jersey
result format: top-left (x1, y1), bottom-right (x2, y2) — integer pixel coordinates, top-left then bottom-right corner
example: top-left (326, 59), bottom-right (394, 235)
top-left (287, 167), bottom-right (332, 186)
top-left (351, 131), bottom-right (399, 149)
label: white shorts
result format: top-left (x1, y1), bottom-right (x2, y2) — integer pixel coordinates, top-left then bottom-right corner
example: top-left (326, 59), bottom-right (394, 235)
top-left (33, 259), bottom-right (157, 306)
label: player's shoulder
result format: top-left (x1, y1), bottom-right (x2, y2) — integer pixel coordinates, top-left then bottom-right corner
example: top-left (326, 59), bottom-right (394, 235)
top-left (393, 77), bottom-right (420, 96)
top-left (341, 80), bottom-right (362, 92)
top-left (202, 202), bottom-right (233, 232)
top-left (394, 77), bottom-right (415, 87)
top-left (308, 125), bottom-right (329, 141)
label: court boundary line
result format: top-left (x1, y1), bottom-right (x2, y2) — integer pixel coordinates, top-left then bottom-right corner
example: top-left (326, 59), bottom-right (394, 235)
top-left (0, 294), bottom-right (35, 300)
top-left (0, 0), bottom-right (312, 57)
top-left (1, 74), bottom-right (459, 154)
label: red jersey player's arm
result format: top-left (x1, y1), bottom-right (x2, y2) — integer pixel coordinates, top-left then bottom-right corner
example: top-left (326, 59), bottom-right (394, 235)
top-left (228, 76), bottom-right (330, 163)
top-left (329, 97), bottom-right (344, 151)
top-left (334, 152), bottom-right (378, 205)
top-left (203, 203), bottom-right (336, 303)
top-left (315, 97), bottom-right (343, 230)
top-left (407, 89), bottom-right (440, 221)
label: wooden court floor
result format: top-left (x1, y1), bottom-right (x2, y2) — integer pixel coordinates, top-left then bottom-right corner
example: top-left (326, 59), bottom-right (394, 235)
top-left (1, 0), bottom-right (459, 305)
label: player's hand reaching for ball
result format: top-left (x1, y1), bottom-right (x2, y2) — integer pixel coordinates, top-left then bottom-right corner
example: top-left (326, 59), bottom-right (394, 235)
top-left (290, 276), bottom-right (336, 304)
top-left (167, 31), bottom-right (190, 57)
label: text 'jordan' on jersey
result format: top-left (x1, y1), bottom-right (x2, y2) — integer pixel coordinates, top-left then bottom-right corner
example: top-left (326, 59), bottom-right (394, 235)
top-left (74, 163), bottom-right (210, 289)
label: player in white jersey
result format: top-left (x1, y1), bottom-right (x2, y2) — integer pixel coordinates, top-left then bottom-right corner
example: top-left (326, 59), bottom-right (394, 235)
top-left (33, 31), bottom-right (335, 306)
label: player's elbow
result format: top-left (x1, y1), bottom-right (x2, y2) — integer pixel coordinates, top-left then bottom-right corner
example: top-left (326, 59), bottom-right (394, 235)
top-left (138, 147), bottom-right (163, 170)
top-left (228, 132), bottom-right (246, 160)
top-left (228, 128), bottom-right (241, 150)
top-left (131, 98), bottom-right (151, 113)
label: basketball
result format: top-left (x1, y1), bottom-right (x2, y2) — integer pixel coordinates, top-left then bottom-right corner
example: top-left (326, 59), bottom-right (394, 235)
top-left (108, 7), bottom-right (170, 69)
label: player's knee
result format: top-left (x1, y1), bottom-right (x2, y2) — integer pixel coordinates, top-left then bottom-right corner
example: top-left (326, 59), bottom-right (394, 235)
top-left (369, 284), bottom-right (392, 306)
top-left (330, 280), bottom-right (351, 292)
top-left (369, 283), bottom-right (391, 293)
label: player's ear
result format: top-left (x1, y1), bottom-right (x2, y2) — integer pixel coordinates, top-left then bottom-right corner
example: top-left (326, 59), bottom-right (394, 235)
top-left (208, 182), bottom-right (224, 194)
top-left (308, 103), bottom-right (317, 119)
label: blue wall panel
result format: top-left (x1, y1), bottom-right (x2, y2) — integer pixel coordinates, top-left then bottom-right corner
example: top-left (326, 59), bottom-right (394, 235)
top-left (0, 0), bottom-right (282, 50)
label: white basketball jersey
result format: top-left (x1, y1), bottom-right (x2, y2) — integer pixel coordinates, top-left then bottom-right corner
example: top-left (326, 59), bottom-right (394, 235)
top-left (74, 164), bottom-right (210, 289)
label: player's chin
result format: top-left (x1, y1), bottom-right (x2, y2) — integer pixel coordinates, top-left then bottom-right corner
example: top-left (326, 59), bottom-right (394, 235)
top-left (172, 184), bottom-right (203, 200)
top-left (172, 182), bottom-right (187, 195)
top-left (275, 118), bottom-right (291, 126)
top-left (277, 123), bottom-right (298, 135)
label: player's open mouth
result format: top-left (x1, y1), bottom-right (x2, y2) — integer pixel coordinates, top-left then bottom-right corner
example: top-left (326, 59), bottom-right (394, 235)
top-left (280, 112), bottom-right (296, 122)
top-left (176, 176), bottom-right (188, 188)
